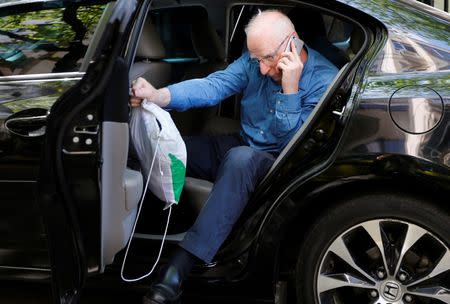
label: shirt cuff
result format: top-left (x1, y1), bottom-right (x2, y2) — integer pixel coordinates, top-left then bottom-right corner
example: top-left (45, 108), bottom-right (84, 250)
top-left (275, 91), bottom-right (302, 112)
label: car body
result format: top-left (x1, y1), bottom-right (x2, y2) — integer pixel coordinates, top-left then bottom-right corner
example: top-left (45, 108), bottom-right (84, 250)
top-left (0, 0), bottom-right (449, 303)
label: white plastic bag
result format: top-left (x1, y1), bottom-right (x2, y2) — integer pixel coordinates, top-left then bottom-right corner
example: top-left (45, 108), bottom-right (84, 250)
top-left (129, 100), bottom-right (186, 209)
top-left (122, 100), bottom-right (186, 282)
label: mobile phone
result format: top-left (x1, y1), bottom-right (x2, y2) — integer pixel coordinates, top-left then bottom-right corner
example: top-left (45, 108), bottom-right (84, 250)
top-left (284, 36), bottom-right (304, 55)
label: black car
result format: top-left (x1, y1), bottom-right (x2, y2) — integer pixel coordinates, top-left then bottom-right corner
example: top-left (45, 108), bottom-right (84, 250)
top-left (0, 0), bottom-right (449, 303)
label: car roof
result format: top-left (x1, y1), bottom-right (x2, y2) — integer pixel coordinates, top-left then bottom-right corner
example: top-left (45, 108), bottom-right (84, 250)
top-left (0, 0), bottom-right (106, 9)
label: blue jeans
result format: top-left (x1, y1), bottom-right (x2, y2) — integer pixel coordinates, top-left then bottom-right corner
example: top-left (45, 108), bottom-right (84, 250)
top-left (179, 134), bottom-right (275, 263)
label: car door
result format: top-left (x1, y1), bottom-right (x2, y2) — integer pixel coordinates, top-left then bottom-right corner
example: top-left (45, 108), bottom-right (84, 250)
top-left (0, 0), bottom-right (114, 281)
top-left (36, 1), bottom-right (145, 303)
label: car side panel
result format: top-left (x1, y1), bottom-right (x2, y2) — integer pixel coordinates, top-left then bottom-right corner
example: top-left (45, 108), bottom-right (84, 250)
top-left (339, 0), bottom-right (450, 73)
top-left (337, 0), bottom-right (450, 168)
top-left (0, 77), bottom-right (80, 272)
top-left (340, 71), bottom-right (450, 167)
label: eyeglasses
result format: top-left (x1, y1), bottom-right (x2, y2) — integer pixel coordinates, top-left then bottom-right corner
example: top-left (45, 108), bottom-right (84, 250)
top-left (250, 32), bottom-right (293, 65)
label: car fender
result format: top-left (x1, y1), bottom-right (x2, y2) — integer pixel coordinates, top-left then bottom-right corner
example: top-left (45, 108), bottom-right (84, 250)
top-left (249, 153), bottom-right (450, 281)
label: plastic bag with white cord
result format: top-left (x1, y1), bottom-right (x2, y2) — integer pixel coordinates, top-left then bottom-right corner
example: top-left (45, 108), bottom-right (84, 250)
top-left (122, 99), bottom-right (187, 282)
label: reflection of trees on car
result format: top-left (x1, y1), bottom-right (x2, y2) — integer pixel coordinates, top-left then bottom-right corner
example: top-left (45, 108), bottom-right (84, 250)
top-left (53, 7), bottom-right (88, 72)
top-left (0, 5), bottom-right (104, 75)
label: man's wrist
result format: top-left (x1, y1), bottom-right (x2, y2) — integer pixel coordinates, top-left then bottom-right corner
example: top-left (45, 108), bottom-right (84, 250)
top-left (155, 88), bottom-right (171, 107)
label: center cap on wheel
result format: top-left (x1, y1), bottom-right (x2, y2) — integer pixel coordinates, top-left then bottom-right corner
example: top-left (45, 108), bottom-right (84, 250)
top-left (381, 281), bottom-right (402, 302)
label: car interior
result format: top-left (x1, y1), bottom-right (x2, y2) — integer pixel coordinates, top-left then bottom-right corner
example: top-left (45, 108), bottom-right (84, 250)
top-left (121, 2), bottom-right (366, 261)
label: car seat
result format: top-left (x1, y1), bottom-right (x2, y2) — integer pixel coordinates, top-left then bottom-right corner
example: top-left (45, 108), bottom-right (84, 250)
top-left (169, 9), bottom-right (230, 136)
top-left (130, 19), bottom-right (171, 89)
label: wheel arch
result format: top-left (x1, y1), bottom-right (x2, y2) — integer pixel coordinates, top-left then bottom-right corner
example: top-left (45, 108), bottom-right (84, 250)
top-left (251, 154), bottom-right (450, 284)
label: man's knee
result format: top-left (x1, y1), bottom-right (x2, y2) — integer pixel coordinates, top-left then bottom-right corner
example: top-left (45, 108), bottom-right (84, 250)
top-left (223, 146), bottom-right (256, 170)
top-left (222, 146), bottom-right (273, 174)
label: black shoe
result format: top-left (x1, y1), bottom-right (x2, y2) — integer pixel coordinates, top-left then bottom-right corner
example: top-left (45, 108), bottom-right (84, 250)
top-left (142, 265), bottom-right (182, 304)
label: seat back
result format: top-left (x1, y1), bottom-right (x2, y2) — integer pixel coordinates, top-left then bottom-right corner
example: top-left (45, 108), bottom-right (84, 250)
top-left (170, 9), bottom-right (228, 135)
top-left (288, 8), bottom-right (349, 68)
top-left (130, 19), bottom-right (171, 88)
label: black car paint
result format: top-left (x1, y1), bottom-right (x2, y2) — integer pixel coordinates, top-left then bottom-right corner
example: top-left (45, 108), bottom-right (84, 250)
top-left (0, 0), bottom-right (449, 303)
top-left (248, 0), bottom-right (450, 288)
top-left (36, 1), bottom-right (138, 302)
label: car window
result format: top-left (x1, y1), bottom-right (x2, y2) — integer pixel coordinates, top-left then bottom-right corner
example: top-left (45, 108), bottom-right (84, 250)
top-left (0, 3), bottom-right (107, 76)
top-left (150, 6), bottom-right (208, 61)
top-left (322, 14), bottom-right (354, 50)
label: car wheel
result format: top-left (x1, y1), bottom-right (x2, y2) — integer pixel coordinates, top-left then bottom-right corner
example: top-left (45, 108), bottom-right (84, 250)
top-left (295, 194), bottom-right (450, 304)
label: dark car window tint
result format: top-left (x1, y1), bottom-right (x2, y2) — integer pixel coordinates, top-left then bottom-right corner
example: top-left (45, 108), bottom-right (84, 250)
top-left (0, 4), bottom-right (106, 76)
top-left (322, 15), bottom-right (353, 47)
top-left (151, 6), bottom-right (208, 60)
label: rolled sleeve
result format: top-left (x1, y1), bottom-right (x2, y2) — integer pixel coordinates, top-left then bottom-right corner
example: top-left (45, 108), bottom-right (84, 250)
top-left (167, 83), bottom-right (192, 111)
top-left (166, 54), bottom-right (250, 112)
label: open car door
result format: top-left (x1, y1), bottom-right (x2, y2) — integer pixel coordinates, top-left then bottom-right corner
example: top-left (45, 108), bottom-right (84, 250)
top-left (37, 1), bottom-right (144, 303)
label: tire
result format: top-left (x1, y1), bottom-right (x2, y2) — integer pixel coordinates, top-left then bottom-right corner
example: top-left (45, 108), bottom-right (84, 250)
top-left (295, 193), bottom-right (450, 304)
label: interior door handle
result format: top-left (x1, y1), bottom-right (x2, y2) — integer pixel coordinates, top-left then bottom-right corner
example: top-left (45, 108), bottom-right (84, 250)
top-left (4, 108), bottom-right (48, 137)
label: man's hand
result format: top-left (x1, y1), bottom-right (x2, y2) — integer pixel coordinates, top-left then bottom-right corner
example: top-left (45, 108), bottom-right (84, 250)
top-left (129, 77), bottom-right (171, 108)
top-left (277, 40), bottom-right (304, 94)
top-left (129, 77), bottom-right (155, 108)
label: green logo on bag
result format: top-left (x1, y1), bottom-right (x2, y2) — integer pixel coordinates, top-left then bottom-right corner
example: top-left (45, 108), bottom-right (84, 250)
top-left (169, 153), bottom-right (186, 203)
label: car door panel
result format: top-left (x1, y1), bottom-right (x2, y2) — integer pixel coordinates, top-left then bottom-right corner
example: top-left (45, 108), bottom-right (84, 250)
top-left (0, 76), bottom-right (81, 273)
top-left (100, 56), bottom-right (143, 269)
top-left (37, 1), bottom-right (140, 302)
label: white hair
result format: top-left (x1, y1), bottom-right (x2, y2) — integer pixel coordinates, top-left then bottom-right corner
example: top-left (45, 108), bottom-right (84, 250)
top-left (244, 9), bottom-right (295, 37)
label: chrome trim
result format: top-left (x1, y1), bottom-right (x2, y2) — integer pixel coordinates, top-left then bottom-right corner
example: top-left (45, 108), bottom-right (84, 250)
top-left (6, 115), bottom-right (47, 123)
top-left (5, 115), bottom-right (48, 137)
top-left (62, 149), bottom-right (96, 155)
top-left (0, 180), bottom-right (36, 183)
top-left (0, 265), bottom-right (51, 272)
top-left (332, 106), bottom-right (346, 117)
top-left (0, 73), bottom-right (84, 83)
top-left (73, 125), bottom-right (99, 135)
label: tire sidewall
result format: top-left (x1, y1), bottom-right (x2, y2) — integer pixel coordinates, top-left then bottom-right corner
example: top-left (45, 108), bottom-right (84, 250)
top-left (295, 193), bottom-right (450, 304)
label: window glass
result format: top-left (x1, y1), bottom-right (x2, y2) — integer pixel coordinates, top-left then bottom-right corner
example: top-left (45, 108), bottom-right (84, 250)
top-left (0, 4), bottom-right (106, 76)
top-left (150, 6), bottom-right (208, 59)
top-left (322, 15), bottom-right (353, 47)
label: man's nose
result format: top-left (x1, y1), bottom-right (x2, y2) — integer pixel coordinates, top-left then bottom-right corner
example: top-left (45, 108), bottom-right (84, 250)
top-left (259, 62), bottom-right (271, 75)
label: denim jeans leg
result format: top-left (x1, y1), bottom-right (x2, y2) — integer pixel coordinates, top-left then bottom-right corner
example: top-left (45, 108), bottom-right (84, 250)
top-left (183, 134), bottom-right (244, 181)
top-left (180, 146), bottom-right (275, 263)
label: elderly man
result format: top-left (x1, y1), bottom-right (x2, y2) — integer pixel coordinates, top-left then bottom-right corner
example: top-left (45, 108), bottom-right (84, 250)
top-left (131, 9), bottom-right (338, 304)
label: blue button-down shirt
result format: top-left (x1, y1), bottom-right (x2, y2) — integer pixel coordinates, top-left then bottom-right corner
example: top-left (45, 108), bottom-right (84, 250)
top-left (167, 46), bottom-right (338, 154)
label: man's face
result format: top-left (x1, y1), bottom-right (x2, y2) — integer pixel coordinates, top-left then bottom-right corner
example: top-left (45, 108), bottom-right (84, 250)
top-left (247, 32), bottom-right (291, 83)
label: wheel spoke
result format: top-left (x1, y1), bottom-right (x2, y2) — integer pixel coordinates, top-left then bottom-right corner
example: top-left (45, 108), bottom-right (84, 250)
top-left (318, 273), bottom-right (375, 293)
top-left (394, 223), bottom-right (427, 276)
top-left (329, 236), bottom-right (376, 284)
top-left (361, 220), bottom-right (390, 274)
top-left (408, 285), bottom-right (450, 303)
top-left (408, 249), bottom-right (450, 286)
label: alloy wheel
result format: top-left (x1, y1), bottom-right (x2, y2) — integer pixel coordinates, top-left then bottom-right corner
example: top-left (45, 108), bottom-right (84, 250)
top-left (316, 219), bottom-right (450, 304)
